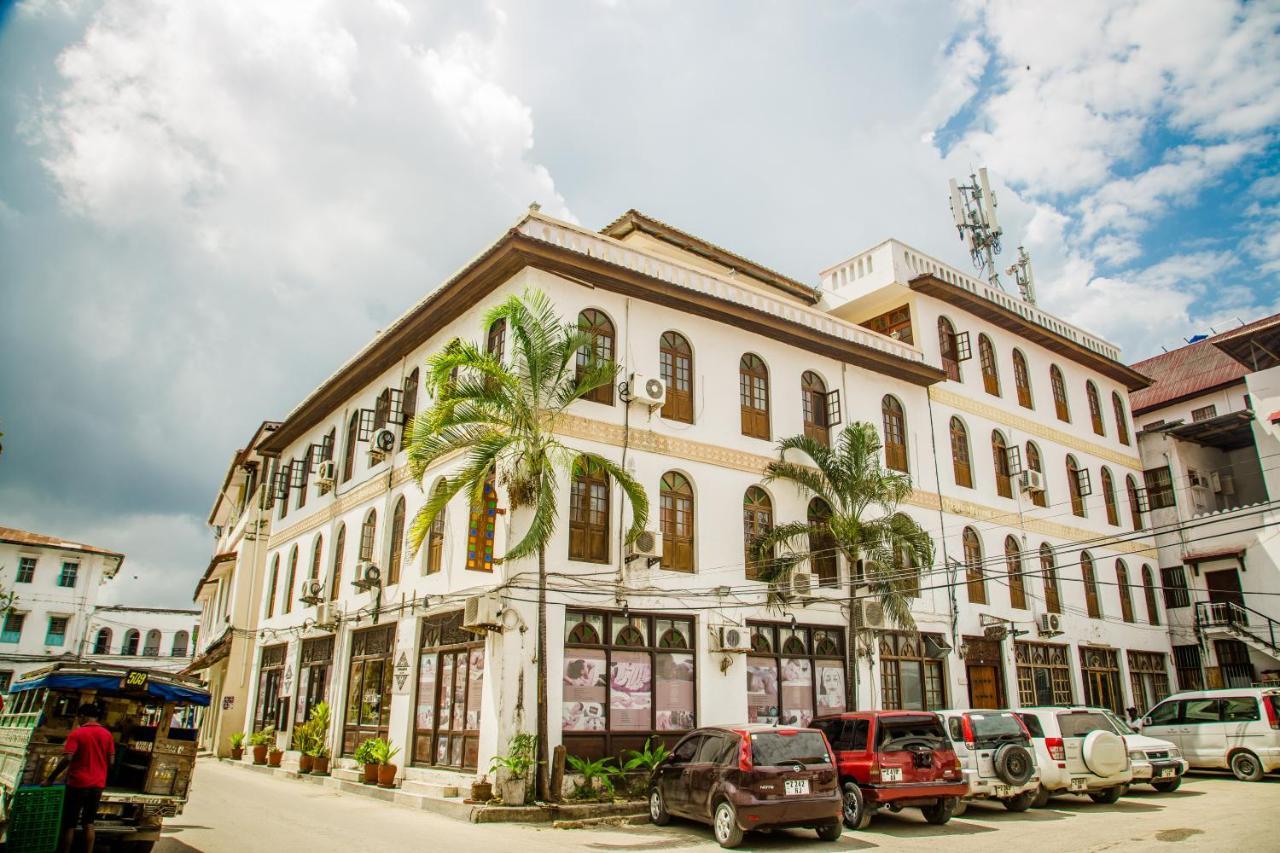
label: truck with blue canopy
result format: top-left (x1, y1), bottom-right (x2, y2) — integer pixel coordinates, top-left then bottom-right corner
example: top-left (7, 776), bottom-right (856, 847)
top-left (0, 661), bottom-right (210, 852)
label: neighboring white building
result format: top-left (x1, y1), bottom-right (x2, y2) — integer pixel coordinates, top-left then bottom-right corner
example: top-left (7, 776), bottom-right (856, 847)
top-left (0, 526), bottom-right (124, 689)
top-left (233, 208), bottom-right (1169, 787)
top-left (1129, 314), bottom-right (1280, 690)
top-left (85, 605), bottom-right (200, 674)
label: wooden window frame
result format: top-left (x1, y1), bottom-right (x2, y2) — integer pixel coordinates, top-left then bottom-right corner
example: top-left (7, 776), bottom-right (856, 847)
top-left (576, 309), bottom-right (616, 406)
top-left (1112, 392), bottom-right (1130, 445)
top-left (283, 545), bottom-right (298, 615)
top-left (659, 331), bottom-right (694, 423)
top-left (659, 472), bottom-right (695, 573)
top-left (400, 369), bottom-right (419, 449)
top-left (426, 480), bottom-right (447, 575)
top-left (1026, 442), bottom-right (1047, 507)
top-left (1087, 381), bottom-right (1105, 436)
top-left (1050, 365), bottom-right (1070, 422)
top-left (1040, 545), bottom-right (1061, 614)
top-left (963, 527), bottom-right (986, 604)
top-left (807, 498), bottom-right (839, 588)
top-left (388, 496), bottom-right (406, 585)
top-left (1101, 467), bottom-right (1119, 526)
top-left (978, 334), bottom-right (1001, 396)
top-left (1005, 536), bottom-right (1026, 609)
top-left (1081, 553), bottom-right (1102, 618)
top-left (801, 371), bottom-right (831, 445)
top-left (1012, 349), bottom-right (1033, 409)
top-left (743, 486), bottom-right (773, 581)
top-left (739, 354), bottom-right (771, 440)
top-left (1126, 475), bottom-right (1144, 530)
top-left (1141, 565), bottom-right (1161, 626)
top-left (342, 411), bottom-right (359, 483)
top-left (1015, 641), bottom-right (1073, 706)
top-left (882, 396), bottom-right (908, 473)
top-left (938, 317), bottom-right (961, 381)
top-left (569, 458), bottom-right (611, 564)
top-left (330, 524), bottom-right (346, 600)
top-left (1116, 560), bottom-right (1135, 623)
top-left (950, 417), bottom-right (973, 488)
top-left (991, 431), bottom-right (1013, 499)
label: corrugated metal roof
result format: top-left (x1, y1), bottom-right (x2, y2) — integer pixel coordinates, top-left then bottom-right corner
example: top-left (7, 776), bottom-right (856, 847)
top-left (1129, 338), bottom-right (1249, 414)
top-left (0, 526), bottom-right (124, 561)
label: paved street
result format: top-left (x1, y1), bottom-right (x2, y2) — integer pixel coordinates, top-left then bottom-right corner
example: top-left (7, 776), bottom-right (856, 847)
top-left (157, 760), bottom-right (1276, 852)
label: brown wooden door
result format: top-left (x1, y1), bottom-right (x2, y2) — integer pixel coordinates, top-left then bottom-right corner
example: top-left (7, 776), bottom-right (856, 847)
top-left (1205, 568), bottom-right (1243, 606)
top-left (967, 665), bottom-right (1000, 709)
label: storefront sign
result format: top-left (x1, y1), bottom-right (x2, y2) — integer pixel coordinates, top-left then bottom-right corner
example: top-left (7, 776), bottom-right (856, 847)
top-left (394, 650), bottom-right (411, 693)
top-left (562, 649), bottom-right (607, 731)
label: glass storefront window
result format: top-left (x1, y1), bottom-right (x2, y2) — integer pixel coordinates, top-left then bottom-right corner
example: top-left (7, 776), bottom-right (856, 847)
top-left (748, 622), bottom-right (846, 725)
top-left (342, 625), bottom-right (395, 755)
top-left (413, 611), bottom-right (483, 769)
top-left (879, 632), bottom-right (946, 710)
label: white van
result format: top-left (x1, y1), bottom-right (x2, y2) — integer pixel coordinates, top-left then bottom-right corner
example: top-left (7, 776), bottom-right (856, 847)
top-left (1014, 707), bottom-right (1132, 805)
top-left (1139, 687), bottom-right (1280, 781)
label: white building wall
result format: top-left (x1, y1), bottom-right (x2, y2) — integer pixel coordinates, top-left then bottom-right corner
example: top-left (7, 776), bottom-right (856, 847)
top-left (85, 606), bottom-right (199, 674)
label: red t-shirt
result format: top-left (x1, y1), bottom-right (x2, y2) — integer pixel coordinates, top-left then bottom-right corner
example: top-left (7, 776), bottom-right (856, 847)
top-left (63, 721), bottom-right (115, 789)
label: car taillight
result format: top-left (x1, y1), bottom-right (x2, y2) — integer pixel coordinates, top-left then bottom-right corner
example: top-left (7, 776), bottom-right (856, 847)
top-left (738, 733), bottom-right (753, 773)
top-left (1046, 737), bottom-right (1066, 762)
top-left (1265, 696), bottom-right (1280, 731)
top-left (961, 715), bottom-right (976, 750)
top-left (868, 753), bottom-right (880, 781)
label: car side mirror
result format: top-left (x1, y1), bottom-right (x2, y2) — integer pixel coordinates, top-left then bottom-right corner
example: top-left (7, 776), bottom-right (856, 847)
top-left (1140, 717), bottom-right (1151, 728)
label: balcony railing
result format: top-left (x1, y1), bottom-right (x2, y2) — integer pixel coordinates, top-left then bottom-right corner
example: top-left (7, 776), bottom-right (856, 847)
top-left (1196, 600), bottom-right (1280, 654)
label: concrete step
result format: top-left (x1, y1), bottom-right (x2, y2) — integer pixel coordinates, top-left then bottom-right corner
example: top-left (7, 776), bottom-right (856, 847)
top-left (331, 767), bottom-right (364, 783)
top-left (400, 779), bottom-right (460, 798)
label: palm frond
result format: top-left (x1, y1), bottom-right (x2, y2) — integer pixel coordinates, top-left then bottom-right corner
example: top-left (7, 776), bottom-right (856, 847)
top-left (579, 451), bottom-right (650, 542)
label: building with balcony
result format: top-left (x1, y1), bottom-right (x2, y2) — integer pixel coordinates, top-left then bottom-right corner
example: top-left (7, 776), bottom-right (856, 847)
top-left (85, 605), bottom-right (200, 674)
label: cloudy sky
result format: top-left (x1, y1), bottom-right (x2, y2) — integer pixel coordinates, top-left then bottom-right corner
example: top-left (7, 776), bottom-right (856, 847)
top-left (1, 0), bottom-right (1278, 607)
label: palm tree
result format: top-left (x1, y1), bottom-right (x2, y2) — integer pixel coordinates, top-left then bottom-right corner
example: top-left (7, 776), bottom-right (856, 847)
top-left (755, 422), bottom-right (933, 706)
top-left (405, 289), bottom-right (649, 800)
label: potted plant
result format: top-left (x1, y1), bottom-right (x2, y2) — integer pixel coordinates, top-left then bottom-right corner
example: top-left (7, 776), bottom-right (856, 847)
top-left (354, 739), bottom-right (379, 784)
top-left (268, 742), bottom-right (284, 768)
top-left (294, 722), bottom-right (314, 774)
top-left (303, 703), bottom-right (331, 775)
top-left (369, 738), bottom-right (401, 788)
top-left (489, 733), bottom-right (536, 806)
top-left (565, 755), bottom-right (620, 801)
top-left (229, 731), bottom-right (246, 761)
top-left (249, 728), bottom-right (274, 765)
top-left (469, 775), bottom-right (493, 803)
top-left (621, 737), bottom-right (669, 798)
top-left (311, 744), bottom-right (331, 776)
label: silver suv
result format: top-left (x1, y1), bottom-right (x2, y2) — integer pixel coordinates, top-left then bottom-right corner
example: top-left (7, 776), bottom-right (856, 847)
top-left (937, 709), bottom-right (1039, 812)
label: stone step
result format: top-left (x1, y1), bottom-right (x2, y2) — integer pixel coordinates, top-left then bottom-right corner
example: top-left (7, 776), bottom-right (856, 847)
top-left (400, 779), bottom-right (460, 799)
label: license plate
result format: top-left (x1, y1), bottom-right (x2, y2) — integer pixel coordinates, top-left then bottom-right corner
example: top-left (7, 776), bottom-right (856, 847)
top-left (784, 779), bottom-right (810, 796)
top-left (882, 768), bottom-right (903, 782)
top-left (1069, 778), bottom-right (1088, 792)
top-left (1158, 768), bottom-right (1176, 778)
top-left (994, 785), bottom-right (1010, 798)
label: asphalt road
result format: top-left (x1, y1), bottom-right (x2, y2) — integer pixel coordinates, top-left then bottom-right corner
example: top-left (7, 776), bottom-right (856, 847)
top-left (157, 760), bottom-right (1277, 852)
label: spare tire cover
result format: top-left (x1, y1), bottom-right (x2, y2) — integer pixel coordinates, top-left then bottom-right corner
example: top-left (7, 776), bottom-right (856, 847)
top-left (994, 743), bottom-right (1035, 786)
top-left (1081, 730), bottom-right (1127, 777)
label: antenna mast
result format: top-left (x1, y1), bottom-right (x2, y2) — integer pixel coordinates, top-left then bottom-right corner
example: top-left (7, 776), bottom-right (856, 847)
top-left (949, 167), bottom-right (1005, 291)
top-left (1006, 245), bottom-right (1037, 305)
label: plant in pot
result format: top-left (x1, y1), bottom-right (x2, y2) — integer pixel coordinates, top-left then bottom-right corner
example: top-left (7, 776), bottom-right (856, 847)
top-left (354, 739), bottom-right (379, 784)
top-left (305, 703), bottom-right (332, 776)
top-left (468, 775), bottom-right (492, 803)
top-left (311, 743), bottom-right (331, 776)
top-left (293, 722), bottom-right (314, 774)
top-left (229, 731), bottom-right (246, 761)
top-left (249, 728), bottom-right (274, 765)
top-left (489, 732), bottom-right (536, 806)
top-left (368, 738), bottom-right (401, 789)
top-left (565, 755), bottom-right (620, 801)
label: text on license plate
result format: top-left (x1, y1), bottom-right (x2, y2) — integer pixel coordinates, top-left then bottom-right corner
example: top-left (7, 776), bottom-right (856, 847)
top-left (784, 779), bottom-right (811, 796)
top-left (1069, 778), bottom-right (1088, 791)
top-left (1158, 768), bottom-right (1176, 778)
top-left (882, 768), bottom-right (903, 782)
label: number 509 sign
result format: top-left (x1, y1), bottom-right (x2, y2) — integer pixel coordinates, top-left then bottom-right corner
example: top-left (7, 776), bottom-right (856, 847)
top-left (122, 670), bottom-right (150, 690)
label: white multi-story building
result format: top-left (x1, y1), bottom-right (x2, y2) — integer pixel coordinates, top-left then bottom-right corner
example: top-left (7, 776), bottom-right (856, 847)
top-left (85, 605), bottom-right (200, 674)
top-left (0, 526), bottom-right (124, 689)
top-left (1129, 313), bottom-right (1280, 690)
top-left (233, 208), bottom-right (1169, 787)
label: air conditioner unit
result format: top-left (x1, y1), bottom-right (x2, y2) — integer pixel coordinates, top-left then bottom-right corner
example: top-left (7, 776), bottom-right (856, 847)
top-left (462, 593), bottom-right (503, 633)
top-left (629, 373), bottom-right (667, 407)
top-left (298, 579), bottom-right (325, 604)
top-left (789, 571), bottom-right (819, 598)
top-left (315, 460), bottom-right (337, 493)
top-left (1038, 612), bottom-right (1063, 636)
top-left (1018, 470), bottom-right (1045, 493)
top-left (710, 624), bottom-right (751, 653)
top-left (628, 530), bottom-right (662, 559)
top-left (856, 600), bottom-right (886, 630)
top-left (314, 603), bottom-right (335, 627)
top-left (368, 428), bottom-right (397, 459)
top-left (1210, 471), bottom-right (1235, 495)
top-left (352, 561), bottom-right (381, 590)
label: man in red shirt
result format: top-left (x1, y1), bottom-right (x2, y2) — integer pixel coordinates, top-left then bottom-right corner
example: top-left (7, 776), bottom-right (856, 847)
top-left (46, 702), bottom-right (115, 853)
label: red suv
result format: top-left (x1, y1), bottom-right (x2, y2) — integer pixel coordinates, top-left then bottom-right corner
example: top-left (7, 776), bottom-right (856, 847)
top-left (811, 711), bottom-right (968, 829)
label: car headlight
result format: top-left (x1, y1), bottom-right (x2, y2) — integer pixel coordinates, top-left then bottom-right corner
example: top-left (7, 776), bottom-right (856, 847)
top-left (1128, 750), bottom-right (1145, 761)
top-left (1168, 748), bottom-right (1182, 759)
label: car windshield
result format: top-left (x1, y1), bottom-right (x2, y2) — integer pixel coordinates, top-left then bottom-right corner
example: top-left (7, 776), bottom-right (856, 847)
top-left (750, 731), bottom-right (831, 766)
top-left (1057, 711), bottom-right (1112, 738)
top-left (877, 716), bottom-right (947, 751)
top-left (1102, 711), bottom-right (1137, 735)
top-left (968, 713), bottom-right (1025, 739)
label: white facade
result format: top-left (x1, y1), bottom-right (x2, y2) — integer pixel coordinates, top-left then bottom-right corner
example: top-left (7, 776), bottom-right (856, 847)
top-left (233, 210), bottom-right (1171, 786)
top-left (0, 527), bottom-right (124, 689)
top-left (85, 605), bottom-right (199, 674)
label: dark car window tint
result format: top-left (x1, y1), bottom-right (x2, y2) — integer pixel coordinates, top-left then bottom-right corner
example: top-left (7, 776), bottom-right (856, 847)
top-left (1269, 695), bottom-right (1280, 723)
top-left (876, 716), bottom-right (946, 750)
top-left (695, 734), bottom-right (728, 763)
top-left (969, 713), bottom-right (1024, 739)
top-left (848, 719), bottom-right (869, 750)
top-left (1222, 697), bottom-right (1260, 722)
top-left (750, 731), bottom-right (831, 766)
top-left (947, 717), bottom-right (963, 742)
top-left (671, 735), bottom-right (703, 763)
top-left (1056, 712), bottom-right (1111, 738)
top-left (1182, 699), bottom-right (1223, 724)
top-left (1146, 700), bottom-right (1180, 725)
top-left (715, 736), bottom-right (740, 766)
top-left (1016, 713), bottom-right (1044, 738)
top-left (810, 719), bottom-right (839, 745)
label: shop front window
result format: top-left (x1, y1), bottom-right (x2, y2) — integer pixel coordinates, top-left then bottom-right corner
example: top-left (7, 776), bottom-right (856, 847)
top-left (295, 636), bottom-right (334, 726)
top-left (1127, 651), bottom-right (1171, 714)
top-left (254, 644), bottom-right (287, 732)
top-left (342, 625), bottom-right (395, 755)
top-left (413, 611), bottom-right (484, 770)
top-left (879, 631), bottom-right (946, 710)
top-left (747, 623), bottom-right (846, 725)
top-left (1080, 646), bottom-right (1123, 714)
top-left (1015, 641), bottom-right (1073, 706)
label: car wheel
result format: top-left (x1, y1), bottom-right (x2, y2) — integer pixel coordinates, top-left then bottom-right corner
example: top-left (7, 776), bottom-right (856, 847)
top-left (713, 801), bottom-right (744, 849)
top-left (1151, 777), bottom-right (1182, 794)
top-left (1230, 751), bottom-right (1265, 782)
top-left (815, 819), bottom-right (843, 842)
top-left (1088, 787), bottom-right (1122, 804)
top-left (842, 782), bottom-right (872, 830)
top-left (649, 789), bottom-right (670, 826)
top-left (952, 799), bottom-right (968, 817)
top-left (921, 797), bottom-right (955, 825)
top-left (1031, 785), bottom-right (1051, 808)
top-left (1003, 790), bottom-right (1036, 812)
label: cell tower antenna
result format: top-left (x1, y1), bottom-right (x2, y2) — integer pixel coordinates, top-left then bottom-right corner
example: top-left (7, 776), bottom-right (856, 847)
top-left (1006, 245), bottom-right (1036, 305)
top-left (948, 167), bottom-right (1005, 291)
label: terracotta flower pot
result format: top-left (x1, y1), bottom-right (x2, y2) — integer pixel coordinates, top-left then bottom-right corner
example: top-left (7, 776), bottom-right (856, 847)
top-left (312, 756), bottom-right (330, 776)
top-left (268, 749), bottom-right (283, 768)
top-left (230, 747), bottom-right (244, 761)
top-left (470, 780), bottom-right (493, 802)
top-left (377, 764), bottom-right (398, 788)
top-left (363, 762), bottom-right (379, 784)
top-left (252, 745), bottom-right (268, 765)
top-left (299, 754), bottom-right (314, 774)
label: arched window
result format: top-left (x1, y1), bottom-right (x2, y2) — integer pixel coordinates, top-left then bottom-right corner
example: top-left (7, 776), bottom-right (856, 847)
top-left (576, 309), bottom-right (615, 405)
top-left (466, 473), bottom-right (497, 572)
top-left (1066, 455), bottom-right (1087, 517)
top-left (660, 472), bottom-right (695, 572)
top-left (388, 496), bottom-right (406, 585)
top-left (426, 479), bottom-right (447, 576)
top-left (1005, 536), bottom-right (1026, 609)
top-left (893, 513), bottom-right (921, 598)
top-left (400, 368), bottom-right (419, 447)
top-left (1126, 475), bottom-right (1144, 531)
top-left (882, 396), bottom-right (908, 473)
top-left (950, 417), bottom-right (973, 488)
top-left (1040, 545), bottom-right (1061, 614)
top-left (1113, 392), bottom-right (1130, 445)
top-left (1116, 560), bottom-right (1135, 623)
top-left (992, 430), bottom-right (1013, 499)
top-left (938, 316), bottom-right (961, 381)
top-left (978, 334), bottom-right (1001, 396)
top-left (566, 613), bottom-right (601, 644)
top-left (808, 498), bottom-right (838, 587)
top-left (143, 629), bottom-right (161, 656)
top-left (1012, 348), bottom-right (1033, 408)
top-left (1025, 442), bottom-right (1047, 507)
top-left (359, 510), bottom-right (377, 562)
top-left (963, 527), bottom-right (986, 604)
top-left (1050, 365), bottom-right (1070, 422)
top-left (122, 629), bottom-right (140, 656)
top-left (172, 630), bottom-right (189, 657)
top-left (330, 524), bottom-right (346, 600)
top-left (1101, 467), bottom-right (1119, 526)
top-left (739, 354), bottom-right (771, 439)
top-left (266, 555), bottom-right (279, 618)
top-left (1086, 381), bottom-right (1105, 435)
top-left (310, 534), bottom-right (324, 580)
top-left (569, 458), bottom-right (610, 563)
top-left (801, 371), bottom-right (830, 445)
top-left (659, 331), bottom-right (694, 423)
top-left (743, 487), bottom-right (773, 580)
top-left (1081, 551), bottom-right (1101, 618)
top-left (283, 545), bottom-right (299, 614)
top-left (1141, 565), bottom-right (1160, 626)
top-left (486, 318), bottom-right (506, 361)
top-left (92, 628), bottom-right (112, 655)
top-left (342, 410), bottom-right (359, 483)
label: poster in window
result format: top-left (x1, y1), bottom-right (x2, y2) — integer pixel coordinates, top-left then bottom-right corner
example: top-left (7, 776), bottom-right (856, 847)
top-left (295, 667), bottom-right (311, 724)
top-left (781, 658), bottom-right (814, 726)
top-left (562, 649), bottom-right (606, 731)
top-left (466, 649), bottom-right (484, 730)
top-left (438, 656), bottom-right (454, 730)
top-left (415, 654), bottom-right (437, 730)
top-left (816, 661), bottom-right (845, 714)
top-left (610, 651), bottom-right (652, 730)
top-left (747, 657), bottom-right (779, 724)
top-left (655, 653), bottom-right (695, 731)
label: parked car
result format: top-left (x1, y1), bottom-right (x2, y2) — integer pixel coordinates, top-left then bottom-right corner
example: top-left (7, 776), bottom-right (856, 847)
top-left (936, 709), bottom-right (1039, 812)
top-left (1099, 710), bottom-right (1187, 792)
top-left (1014, 707), bottom-right (1132, 805)
top-left (811, 710), bottom-right (968, 829)
top-left (1138, 687), bottom-right (1280, 781)
top-left (648, 724), bottom-right (842, 848)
